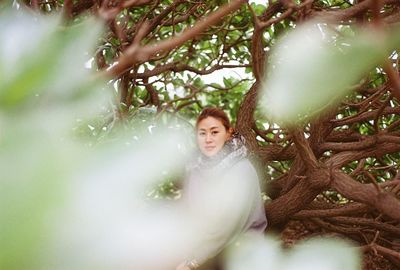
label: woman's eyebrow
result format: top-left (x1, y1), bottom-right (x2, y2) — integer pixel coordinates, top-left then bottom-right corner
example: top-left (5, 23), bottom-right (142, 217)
top-left (198, 126), bottom-right (220, 131)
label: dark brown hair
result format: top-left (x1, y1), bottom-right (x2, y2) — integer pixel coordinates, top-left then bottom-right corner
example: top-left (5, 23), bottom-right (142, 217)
top-left (196, 107), bottom-right (231, 131)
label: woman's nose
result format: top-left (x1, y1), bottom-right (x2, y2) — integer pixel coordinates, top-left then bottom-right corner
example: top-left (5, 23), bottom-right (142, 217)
top-left (205, 133), bottom-right (212, 142)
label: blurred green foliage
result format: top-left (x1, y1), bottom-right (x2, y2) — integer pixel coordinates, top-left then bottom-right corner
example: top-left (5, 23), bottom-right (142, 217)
top-left (0, 8), bottom-right (105, 270)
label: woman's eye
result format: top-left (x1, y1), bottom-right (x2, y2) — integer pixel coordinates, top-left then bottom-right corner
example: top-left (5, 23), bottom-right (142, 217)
top-left (212, 131), bottom-right (219, 135)
top-left (199, 132), bottom-right (206, 136)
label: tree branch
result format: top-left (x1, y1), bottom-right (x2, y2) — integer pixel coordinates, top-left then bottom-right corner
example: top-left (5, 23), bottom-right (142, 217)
top-left (105, 0), bottom-right (247, 77)
top-left (331, 170), bottom-right (400, 221)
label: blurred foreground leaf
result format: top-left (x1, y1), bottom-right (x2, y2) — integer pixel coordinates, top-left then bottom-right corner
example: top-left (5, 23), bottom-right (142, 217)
top-left (0, 8), bottom-right (106, 270)
top-left (261, 21), bottom-right (400, 126)
top-left (226, 233), bottom-right (361, 270)
top-left (0, 9), bottom-right (103, 111)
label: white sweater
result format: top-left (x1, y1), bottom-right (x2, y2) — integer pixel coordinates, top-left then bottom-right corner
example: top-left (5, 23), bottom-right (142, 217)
top-left (183, 158), bottom-right (267, 264)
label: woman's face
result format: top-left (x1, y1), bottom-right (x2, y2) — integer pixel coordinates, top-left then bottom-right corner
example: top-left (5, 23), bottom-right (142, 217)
top-left (196, 116), bottom-right (231, 157)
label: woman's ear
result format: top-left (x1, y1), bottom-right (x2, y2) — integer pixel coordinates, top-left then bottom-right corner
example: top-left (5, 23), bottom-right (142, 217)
top-left (227, 127), bottom-right (234, 139)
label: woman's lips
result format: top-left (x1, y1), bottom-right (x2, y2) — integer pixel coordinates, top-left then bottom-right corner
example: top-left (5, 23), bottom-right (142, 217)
top-left (205, 146), bottom-right (215, 151)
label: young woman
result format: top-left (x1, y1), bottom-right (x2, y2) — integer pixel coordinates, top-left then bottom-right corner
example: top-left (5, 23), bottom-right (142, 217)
top-left (177, 107), bottom-right (267, 270)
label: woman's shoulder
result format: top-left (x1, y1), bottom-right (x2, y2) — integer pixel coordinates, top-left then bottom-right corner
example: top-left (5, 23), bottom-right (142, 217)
top-left (224, 158), bottom-right (259, 184)
top-left (230, 158), bottom-right (256, 172)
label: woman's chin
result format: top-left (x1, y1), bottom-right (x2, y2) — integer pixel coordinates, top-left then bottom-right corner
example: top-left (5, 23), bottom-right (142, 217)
top-left (202, 149), bottom-right (218, 157)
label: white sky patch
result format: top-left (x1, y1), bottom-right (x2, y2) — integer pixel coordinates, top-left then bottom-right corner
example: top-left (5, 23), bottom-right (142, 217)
top-left (106, 61), bottom-right (119, 71)
top-left (168, 86), bottom-right (185, 99)
top-left (249, 0), bottom-right (267, 5)
top-left (256, 135), bottom-right (265, 142)
top-left (201, 66), bottom-right (252, 85)
top-left (85, 58), bottom-right (94, 69)
top-left (12, 0), bottom-right (20, 8)
top-left (147, 124), bottom-right (156, 134)
top-left (113, 80), bottom-right (119, 94)
top-left (262, 123), bottom-right (269, 129)
top-left (137, 64), bottom-right (146, 73)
